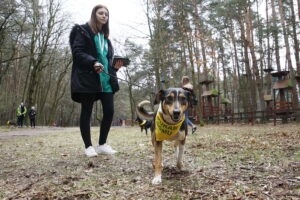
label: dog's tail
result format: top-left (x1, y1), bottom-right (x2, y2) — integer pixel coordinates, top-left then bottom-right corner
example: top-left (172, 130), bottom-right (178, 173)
top-left (136, 100), bottom-right (154, 120)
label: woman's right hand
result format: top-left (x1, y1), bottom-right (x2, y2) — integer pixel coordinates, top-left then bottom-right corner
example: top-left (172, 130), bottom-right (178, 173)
top-left (94, 62), bottom-right (104, 74)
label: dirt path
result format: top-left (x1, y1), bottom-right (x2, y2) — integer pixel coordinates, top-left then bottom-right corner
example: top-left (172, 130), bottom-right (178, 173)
top-left (0, 127), bottom-right (79, 141)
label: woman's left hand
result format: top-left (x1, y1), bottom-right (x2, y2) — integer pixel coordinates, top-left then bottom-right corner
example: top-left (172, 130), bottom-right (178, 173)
top-left (114, 60), bottom-right (124, 70)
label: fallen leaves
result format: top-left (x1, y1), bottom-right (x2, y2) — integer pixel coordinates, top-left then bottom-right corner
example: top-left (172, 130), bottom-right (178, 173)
top-left (0, 125), bottom-right (300, 199)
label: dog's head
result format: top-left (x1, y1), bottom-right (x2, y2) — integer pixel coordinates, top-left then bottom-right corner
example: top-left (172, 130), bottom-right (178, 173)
top-left (135, 116), bottom-right (142, 123)
top-left (154, 88), bottom-right (192, 123)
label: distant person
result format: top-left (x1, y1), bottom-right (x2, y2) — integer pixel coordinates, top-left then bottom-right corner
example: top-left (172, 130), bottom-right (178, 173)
top-left (29, 106), bottom-right (37, 128)
top-left (181, 76), bottom-right (197, 134)
top-left (17, 102), bottom-right (27, 128)
top-left (69, 4), bottom-right (125, 157)
top-left (119, 118), bottom-right (122, 126)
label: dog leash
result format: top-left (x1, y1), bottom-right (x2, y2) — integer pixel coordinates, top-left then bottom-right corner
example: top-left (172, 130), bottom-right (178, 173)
top-left (101, 70), bottom-right (150, 89)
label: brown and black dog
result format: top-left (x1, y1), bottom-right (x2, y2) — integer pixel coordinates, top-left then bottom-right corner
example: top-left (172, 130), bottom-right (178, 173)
top-left (136, 88), bottom-right (192, 184)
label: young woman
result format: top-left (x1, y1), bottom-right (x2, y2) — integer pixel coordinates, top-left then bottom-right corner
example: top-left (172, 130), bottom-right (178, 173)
top-left (181, 76), bottom-right (197, 134)
top-left (70, 5), bottom-right (124, 157)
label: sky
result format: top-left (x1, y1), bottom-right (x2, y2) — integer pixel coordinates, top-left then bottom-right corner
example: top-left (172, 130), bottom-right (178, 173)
top-left (63, 0), bottom-right (150, 54)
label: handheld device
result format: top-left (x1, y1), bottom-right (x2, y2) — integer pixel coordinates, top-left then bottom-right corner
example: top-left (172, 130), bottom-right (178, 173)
top-left (113, 56), bottom-right (130, 67)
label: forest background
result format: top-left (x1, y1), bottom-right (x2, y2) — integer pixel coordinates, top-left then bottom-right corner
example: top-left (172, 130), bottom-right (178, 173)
top-left (0, 0), bottom-right (299, 126)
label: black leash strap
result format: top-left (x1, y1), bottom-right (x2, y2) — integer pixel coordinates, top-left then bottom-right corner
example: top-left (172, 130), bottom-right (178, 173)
top-left (102, 70), bottom-right (149, 89)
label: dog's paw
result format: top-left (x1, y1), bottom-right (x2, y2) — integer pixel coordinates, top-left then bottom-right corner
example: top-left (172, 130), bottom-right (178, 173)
top-left (151, 175), bottom-right (162, 185)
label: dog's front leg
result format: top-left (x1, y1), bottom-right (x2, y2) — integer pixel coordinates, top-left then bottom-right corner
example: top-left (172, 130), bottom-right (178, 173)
top-left (152, 141), bottom-right (163, 184)
top-left (177, 140), bottom-right (185, 170)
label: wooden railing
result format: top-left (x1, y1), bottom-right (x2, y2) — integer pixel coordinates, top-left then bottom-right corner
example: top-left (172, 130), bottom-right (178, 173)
top-left (196, 107), bottom-right (299, 126)
top-left (274, 101), bottom-right (293, 113)
top-left (202, 106), bottom-right (220, 117)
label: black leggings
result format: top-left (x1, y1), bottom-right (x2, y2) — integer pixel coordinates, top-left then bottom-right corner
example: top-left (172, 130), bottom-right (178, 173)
top-left (17, 115), bottom-right (24, 127)
top-left (30, 118), bottom-right (35, 128)
top-left (80, 93), bottom-right (114, 148)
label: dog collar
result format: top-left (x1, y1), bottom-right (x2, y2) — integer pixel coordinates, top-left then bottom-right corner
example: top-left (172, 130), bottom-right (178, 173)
top-left (139, 120), bottom-right (146, 126)
top-left (155, 112), bottom-right (185, 141)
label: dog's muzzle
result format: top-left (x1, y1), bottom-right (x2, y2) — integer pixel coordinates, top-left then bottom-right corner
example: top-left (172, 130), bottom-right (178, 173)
top-left (172, 109), bottom-right (181, 122)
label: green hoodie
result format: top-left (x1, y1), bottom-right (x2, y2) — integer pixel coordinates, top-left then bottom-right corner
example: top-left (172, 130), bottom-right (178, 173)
top-left (94, 33), bottom-right (112, 93)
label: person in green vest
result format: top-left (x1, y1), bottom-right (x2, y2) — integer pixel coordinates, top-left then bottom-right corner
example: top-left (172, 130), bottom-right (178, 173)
top-left (17, 102), bottom-right (27, 128)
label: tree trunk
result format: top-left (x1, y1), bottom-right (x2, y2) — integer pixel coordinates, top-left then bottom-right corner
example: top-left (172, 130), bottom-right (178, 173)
top-left (146, 0), bottom-right (161, 90)
top-left (229, 39), bottom-right (236, 115)
top-left (289, 0), bottom-right (300, 73)
top-left (192, 0), bottom-right (204, 122)
top-left (278, 0), bottom-right (300, 112)
top-left (265, 0), bottom-right (273, 95)
top-left (229, 21), bottom-right (241, 113)
top-left (181, 42), bottom-right (188, 75)
top-left (129, 84), bottom-right (135, 126)
top-left (245, 4), bottom-right (265, 111)
top-left (239, 17), bottom-right (257, 112)
top-left (298, 0), bottom-right (300, 20)
top-left (219, 38), bottom-right (228, 99)
top-left (47, 60), bottom-right (71, 125)
top-left (271, 0), bottom-right (281, 71)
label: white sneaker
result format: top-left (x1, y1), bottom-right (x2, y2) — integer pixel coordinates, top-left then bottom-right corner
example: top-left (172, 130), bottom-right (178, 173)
top-left (85, 146), bottom-right (98, 157)
top-left (96, 144), bottom-right (117, 155)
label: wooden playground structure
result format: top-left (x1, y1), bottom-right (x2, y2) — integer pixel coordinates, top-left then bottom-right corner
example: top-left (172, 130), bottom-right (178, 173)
top-left (271, 71), bottom-right (295, 125)
top-left (195, 71), bottom-right (299, 125)
top-left (199, 79), bottom-right (221, 124)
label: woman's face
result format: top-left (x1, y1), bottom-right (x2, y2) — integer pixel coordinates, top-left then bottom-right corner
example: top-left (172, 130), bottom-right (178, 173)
top-left (96, 7), bottom-right (108, 25)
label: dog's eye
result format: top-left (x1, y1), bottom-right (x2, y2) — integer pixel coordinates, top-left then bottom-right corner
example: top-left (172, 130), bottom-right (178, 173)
top-left (166, 96), bottom-right (173, 103)
top-left (179, 96), bottom-right (187, 104)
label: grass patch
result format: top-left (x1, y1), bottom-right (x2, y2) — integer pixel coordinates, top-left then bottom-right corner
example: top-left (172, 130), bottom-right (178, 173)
top-left (0, 124), bottom-right (300, 199)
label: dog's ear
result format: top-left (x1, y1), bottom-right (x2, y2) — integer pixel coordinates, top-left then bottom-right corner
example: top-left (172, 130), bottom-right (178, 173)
top-left (153, 90), bottom-right (165, 105)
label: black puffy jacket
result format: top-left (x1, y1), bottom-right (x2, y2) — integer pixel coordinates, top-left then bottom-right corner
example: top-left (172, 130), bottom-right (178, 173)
top-left (69, 23), bottom-right (119, 103)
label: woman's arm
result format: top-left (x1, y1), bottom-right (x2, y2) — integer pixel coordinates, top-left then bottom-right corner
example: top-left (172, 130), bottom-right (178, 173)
top-left (70, 29), bottom-right (97, 69)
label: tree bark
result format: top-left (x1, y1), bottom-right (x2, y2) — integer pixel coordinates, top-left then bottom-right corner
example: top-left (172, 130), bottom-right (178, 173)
top-left (278, 0), bottom-right (300, 112)
top-left (245, 4), bottom-right (265, 111)
top-left (265, 0), bottom-right (273, 95)
top-left (229, 21), bottom-right (240, 113)
top-left (146, 0), bottom-right (161, 89)
top-left (271, 0), bottom-right (281, 71)
top-left (289, 0), bottom-right (300, 73)
top-left (192, 0), bottom-right (204, 122)
top-left (239, 16), bottom-right (257, 112)
top-left (298, 0), bottom-right (300, 20)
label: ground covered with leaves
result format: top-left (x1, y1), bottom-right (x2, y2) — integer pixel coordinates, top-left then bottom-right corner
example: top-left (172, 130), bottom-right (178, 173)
top-left (0, 124), bottom-right (299, 199)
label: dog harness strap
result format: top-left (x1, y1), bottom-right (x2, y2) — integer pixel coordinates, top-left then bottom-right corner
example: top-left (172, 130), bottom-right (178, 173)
top-left (155, 112), bottom-right (185, 141)
top-left (139, 120), bottom-right (146, 126)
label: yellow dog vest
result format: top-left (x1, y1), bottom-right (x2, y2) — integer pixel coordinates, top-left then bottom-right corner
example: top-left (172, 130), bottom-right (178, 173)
top-left (155, 112), bottom-right (185, 141)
